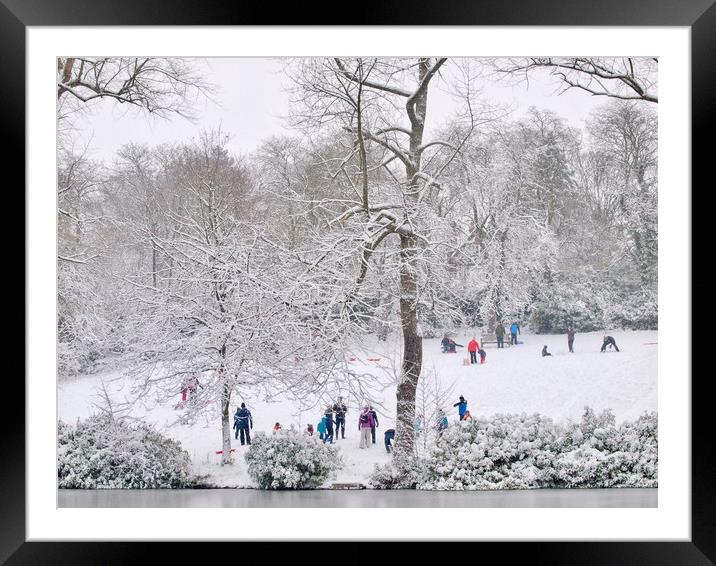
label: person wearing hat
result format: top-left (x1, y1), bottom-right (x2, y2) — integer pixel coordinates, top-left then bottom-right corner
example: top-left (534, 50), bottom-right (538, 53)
top-left (453, 396), bottom-right (468, 420)
top-left (358, 405), bottom-right (375, 448)
top-left (232, 402), bottom-right (253, 445)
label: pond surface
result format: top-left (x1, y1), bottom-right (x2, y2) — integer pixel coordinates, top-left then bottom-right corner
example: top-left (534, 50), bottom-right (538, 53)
top-left (59, 487), bottom-right (656, 508)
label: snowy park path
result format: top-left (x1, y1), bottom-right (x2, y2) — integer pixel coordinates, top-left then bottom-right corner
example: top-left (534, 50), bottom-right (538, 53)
top-left (58, 330), bottom-right (657, 488)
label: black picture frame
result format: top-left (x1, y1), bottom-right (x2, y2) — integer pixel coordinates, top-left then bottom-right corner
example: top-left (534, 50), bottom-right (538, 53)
top-left (8, 0), bottom-right (709, 562)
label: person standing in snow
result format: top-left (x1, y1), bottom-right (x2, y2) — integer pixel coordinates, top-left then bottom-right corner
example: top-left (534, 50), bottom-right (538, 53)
top-left (272, 422), bottom-right (282, 434)
top-left (317, 415), bottom-right (327, 441)
top-left (567, 327), bottom-right (576, 353)
top-left (384, 429), bottom-right (396, 453)
top-left (369, 406), bottom-right (379, 444)
top-left (358, 405), bottom-right (375, 449)
top-left (510, 322), bottom-right (520, 345)
top-left (453, 396), bottom-right (468, 421)
top-left (332, 396), bottom-right (348, 440)
top-left (478, 348), bottom-right (487, 364)
top-left (233, 402), bottom-right (253, 446)
top-left (495, 322), bottom-right (506, 349)
top-left (467, 337), bottom-right (479, 364)
top-left (601, 335), bottom-right (620, 352)
top-left (305, 423), bottom-right (314, 436)
top-left (323, 407), bottom-right (336, 444)
top-left (436, 408), bottom-right (449, 435)
top-left (541, 345), bottom-right (553, 357)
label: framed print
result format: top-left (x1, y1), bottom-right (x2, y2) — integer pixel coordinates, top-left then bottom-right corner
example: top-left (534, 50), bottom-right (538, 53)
top-left (8, 0), bottom-right (711, 562)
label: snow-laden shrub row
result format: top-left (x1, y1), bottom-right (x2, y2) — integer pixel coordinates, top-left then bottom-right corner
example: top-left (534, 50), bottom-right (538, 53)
top-left (370, 407), bottom-right (657, 490)
top-left (58, 414), bottom-right (197, 488)
top-left (245, 431), bottom-right (343, 489)
top-left (530, 283), bottom-right (657, 334)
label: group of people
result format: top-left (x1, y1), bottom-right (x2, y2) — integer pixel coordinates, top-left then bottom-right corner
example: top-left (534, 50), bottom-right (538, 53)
top-left (541, 330), bottom-right (621, 357)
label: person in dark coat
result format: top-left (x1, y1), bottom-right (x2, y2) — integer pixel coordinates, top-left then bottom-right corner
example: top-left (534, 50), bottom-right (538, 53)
top-left (541, 345), bottom-right (553, 357)
top-left (384, 429), bottom-right (395, 453)
top-left (232, 402), bottom-right (253, 445)
top-left (323, 407), bottom-right (336, 444)
top-left (478, 348), bottom-right (487, 364)
top-left (332, 397), bottom-right (348, 439)
top-left (369, 406), bottom-right (379, 444)
top-left (495, 323), bottom-right (506, 348)
top-left (567, 327), bottom-right (576, 353)
top-left (601, 335), bottom-right (620, 352)
top-left (441, 335), bottom-right (451, 353)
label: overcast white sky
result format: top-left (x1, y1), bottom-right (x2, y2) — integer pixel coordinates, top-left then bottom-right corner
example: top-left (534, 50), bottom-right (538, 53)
top-left (72, 58), bottom-right (606, 161)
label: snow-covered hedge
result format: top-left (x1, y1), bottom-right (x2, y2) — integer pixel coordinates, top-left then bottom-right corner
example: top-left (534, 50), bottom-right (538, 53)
top-left (370, 408), bottom-right (657, 490)
top-left (245, 431), bottom-right (343, 489)
top-left (58, 415), bottom-right (197, 488)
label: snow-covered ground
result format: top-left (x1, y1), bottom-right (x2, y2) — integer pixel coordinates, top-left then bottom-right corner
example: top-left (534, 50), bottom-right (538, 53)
top-left (58, 330), bottom-right (657, 487)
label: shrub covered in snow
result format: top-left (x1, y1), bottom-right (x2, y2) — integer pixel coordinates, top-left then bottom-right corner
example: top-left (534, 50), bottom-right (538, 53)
top-left (374, 408), bottom-right (657, 490)
top-left (58, 414), bottom-right (197, 488)
top-left (370, 453), bottom-right (425, 489)
top-left (245, 431), bottom-right (342, 489)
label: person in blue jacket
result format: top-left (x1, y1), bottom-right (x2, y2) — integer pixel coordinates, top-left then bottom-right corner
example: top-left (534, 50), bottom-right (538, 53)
top-left (453, 395), bottom-right (468, 421)
top-left (233, 402), bottom-right (253, 446)
top-left (510, 321), bottom-right (521, 345)
top-left (317, 415), bottom-right (327, 440)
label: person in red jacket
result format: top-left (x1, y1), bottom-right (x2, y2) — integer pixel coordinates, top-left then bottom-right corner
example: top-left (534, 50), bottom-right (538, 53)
top-left (467, 337), bottom-right (479, 364)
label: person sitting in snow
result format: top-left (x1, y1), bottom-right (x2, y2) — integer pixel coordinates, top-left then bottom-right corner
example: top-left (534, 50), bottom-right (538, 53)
top-left (541, 345), bottom-right (553, 357)
top-left (601, 335), bottom-right (620, 352)
top-left (441, 335), bottom-right (451, 353)
top-left (467, 337), bottom-right (479, 364)
top-left (478, 348), bottom-right (487, 364)
top-left (453, 396), bottom-right (468, 421)
top-left (463, 410), bottom-right (473, 421)
top-left (272, 422), bottom-right (282, 434)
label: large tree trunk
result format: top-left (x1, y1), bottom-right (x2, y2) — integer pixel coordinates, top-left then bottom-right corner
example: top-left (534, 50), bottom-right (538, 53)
top-left (220, 371), bottom-right (232, 465)
top-left (395, 234), bottom-right (423, 456)
top-left (394, 58), bottom-right (431, 459)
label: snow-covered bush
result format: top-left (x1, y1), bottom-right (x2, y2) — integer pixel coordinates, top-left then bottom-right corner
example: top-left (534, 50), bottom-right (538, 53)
top-left (420, 413), bottom-right (559, 490)
top-left (245, 431), bottom-right (342, 489)
top-left (370, 454), bottom-right (425, 489)
top-left (530, 282), bottom-right (604, 334)
top-left (58, 414), bottom-right (196, 488)
top-left (611, 287), bottom-right (658, 330)
top-left (416, 407), bottom-right (657, 490)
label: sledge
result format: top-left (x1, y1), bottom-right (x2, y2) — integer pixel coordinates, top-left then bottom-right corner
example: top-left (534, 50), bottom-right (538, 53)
top-left (366, 357), bottom-right (381, 362)
top-left (214, 448), bottom-right (237, 455)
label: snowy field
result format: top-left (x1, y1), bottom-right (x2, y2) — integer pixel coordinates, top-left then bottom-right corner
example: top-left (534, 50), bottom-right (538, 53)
top-left (58, 329), bottom-right (657, 487)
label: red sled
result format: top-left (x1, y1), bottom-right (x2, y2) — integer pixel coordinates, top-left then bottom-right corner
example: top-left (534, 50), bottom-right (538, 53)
top-left (215, 448), bottom-right (237, 455)
top-left (367, 357), bottom-right (381, 362)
